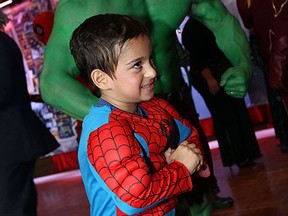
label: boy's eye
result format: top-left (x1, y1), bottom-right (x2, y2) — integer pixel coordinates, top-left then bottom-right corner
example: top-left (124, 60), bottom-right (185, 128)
top-left (133, 61), bottom-right (142, 69)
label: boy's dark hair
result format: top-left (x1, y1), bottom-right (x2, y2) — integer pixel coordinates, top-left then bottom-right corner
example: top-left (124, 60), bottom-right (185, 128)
top-left (70, 13), bottom-right (150, 91)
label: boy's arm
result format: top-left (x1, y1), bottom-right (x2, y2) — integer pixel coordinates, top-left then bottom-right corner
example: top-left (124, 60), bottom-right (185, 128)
top-left (174, 116), bottom-right (211, 178)
top-left (156, 98), bottom-right (211, 178)
top-left (87, 122), bottom-right (193, 215)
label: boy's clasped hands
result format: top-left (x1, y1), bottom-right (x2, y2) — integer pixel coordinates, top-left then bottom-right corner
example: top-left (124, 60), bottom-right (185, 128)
top-left (165, 140), bottom-right (203, 175)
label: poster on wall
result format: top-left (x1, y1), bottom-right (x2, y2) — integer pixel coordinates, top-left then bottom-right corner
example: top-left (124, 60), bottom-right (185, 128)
top-left (3, 0), bottom-right (79, 156)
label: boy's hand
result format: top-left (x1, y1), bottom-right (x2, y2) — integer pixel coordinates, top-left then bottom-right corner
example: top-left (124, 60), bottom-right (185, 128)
top-left (170, 141), bottom-right (203, 174)
top-left (164, 147), bottom-right (175, 164)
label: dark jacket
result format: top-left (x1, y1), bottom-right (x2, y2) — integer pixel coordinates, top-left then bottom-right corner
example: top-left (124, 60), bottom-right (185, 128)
top-left (0, 31), bottom-right (59, 165)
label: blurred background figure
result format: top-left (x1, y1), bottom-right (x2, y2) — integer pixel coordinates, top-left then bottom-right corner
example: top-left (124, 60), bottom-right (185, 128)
top-left (181, 16), bottom-right (262, 168)
top-left (0, 10), bottom-right (59, 216)
top-left (237, 0), bottom-right (288, 153)
top-left (33, 11), bottom-right (54, 46)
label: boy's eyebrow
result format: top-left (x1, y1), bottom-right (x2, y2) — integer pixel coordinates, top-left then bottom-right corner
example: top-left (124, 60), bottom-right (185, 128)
top-left (126, 57), bottom-right (142, 65)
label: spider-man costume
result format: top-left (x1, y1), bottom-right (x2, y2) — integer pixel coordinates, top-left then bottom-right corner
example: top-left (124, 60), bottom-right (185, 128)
top-left (79, 97), bottom-right (210, 216)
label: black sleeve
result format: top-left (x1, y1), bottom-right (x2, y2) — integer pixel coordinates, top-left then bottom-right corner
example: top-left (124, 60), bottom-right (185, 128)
top-left (0, 33), bottom-right (14, 108)
top-left (182, 17), bottom-right (216, 73)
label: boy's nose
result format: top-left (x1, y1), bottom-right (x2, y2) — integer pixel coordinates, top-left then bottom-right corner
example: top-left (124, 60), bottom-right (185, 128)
top-left (145, 64), bottom-right (157, 78)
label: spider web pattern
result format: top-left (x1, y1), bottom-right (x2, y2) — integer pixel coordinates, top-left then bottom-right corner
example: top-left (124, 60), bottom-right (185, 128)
top-left (87, 98), bottom-right (198, 215)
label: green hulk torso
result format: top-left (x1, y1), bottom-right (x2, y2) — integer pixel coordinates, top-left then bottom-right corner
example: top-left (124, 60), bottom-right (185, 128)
top-left (40, 0), bottom-right (251, 120)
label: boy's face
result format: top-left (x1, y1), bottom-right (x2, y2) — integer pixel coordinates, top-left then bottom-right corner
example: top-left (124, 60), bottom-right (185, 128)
top-left (103, 35), bottom-right (157, 110)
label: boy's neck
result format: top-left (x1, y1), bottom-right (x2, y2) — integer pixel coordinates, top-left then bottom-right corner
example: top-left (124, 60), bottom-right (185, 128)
top-left (100, 96), bottom-right (138, 114)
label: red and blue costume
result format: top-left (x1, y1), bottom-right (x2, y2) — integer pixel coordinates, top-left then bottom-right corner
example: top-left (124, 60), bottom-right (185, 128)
top-left (79, 97), bottom-right (210, 215)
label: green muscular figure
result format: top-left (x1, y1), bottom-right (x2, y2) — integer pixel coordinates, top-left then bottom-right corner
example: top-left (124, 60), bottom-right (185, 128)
top-left (40, 0), bottom-right (252, 120)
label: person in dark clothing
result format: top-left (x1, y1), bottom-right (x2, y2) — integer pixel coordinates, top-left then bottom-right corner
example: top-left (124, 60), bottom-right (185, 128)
top-left (236, 0), bottom-right (288, 153)
top-left (0, 11), bottom-right (59, 216)
top-left (161, 82), bottom-right (234, 210)
top-left (181, 17), bottom-right (262, 168)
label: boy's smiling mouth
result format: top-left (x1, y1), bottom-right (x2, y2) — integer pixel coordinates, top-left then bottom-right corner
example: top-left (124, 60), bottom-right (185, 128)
top-left (141, 79), bottom-right (156, 89)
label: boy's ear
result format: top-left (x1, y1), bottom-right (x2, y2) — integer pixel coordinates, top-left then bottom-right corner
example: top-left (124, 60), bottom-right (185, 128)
top-left (90, 69), bottom-right (111, 89)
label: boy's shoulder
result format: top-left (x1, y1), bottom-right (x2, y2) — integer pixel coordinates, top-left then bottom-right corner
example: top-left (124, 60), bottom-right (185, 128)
top-left (141, 96), bottom-right (170, 107)
top-left (83, 104), bottom-right (112, 130)
top-left (141, 97), bottom-right (176, 113)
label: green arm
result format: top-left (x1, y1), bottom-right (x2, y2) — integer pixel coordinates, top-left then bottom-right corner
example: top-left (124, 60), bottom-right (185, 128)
top-left (40, 1), bottom-right (97, 120)
top-left (191, 0), bottom-right (252, 98)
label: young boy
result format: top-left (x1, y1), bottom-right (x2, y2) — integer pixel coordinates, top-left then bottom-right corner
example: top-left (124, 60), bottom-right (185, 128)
top-left (70, 14), bottom-right (210, 216)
